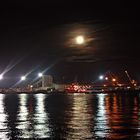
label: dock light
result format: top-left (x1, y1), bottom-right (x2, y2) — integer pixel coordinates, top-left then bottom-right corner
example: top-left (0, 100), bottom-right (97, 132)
top-left (112, 78), bottom-right (116, 82)
top-left (21, 76), bottom-right (26, 81)
top-left (99, 75), bottom-right (104, 80)
top-left (75, 35), bottom-right (85, 45)
top-left (0, 74), bottom-right (3, 80)
top-left (134, 84), bottom-right (137, 86)
top-left (38, 73), bottom-right (43, 77)
top-left (105, 77), bottom-right (108, 80)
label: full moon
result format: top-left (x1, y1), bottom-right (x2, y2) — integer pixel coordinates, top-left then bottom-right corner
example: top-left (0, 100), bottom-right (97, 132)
top-left (75, 35), bottom-right (85, 44)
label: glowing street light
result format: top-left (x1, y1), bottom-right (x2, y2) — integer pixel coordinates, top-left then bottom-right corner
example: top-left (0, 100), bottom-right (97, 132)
top-left (0, 74), bottom-right (3, 80)
top-left (99, 75), bottom-right (104, 80)
top-left (38, 72), bottom-right (43, 77)
top-left (75, 35), bottom-right (85, 45)
top-left (21, 76), bottom-right (26, 81)
top-left (112, 78), bottom-right (116, 82)
top-left (30, 85), bottom-right (33, 88)
top-left (105, 77), bottom-right (108, 80)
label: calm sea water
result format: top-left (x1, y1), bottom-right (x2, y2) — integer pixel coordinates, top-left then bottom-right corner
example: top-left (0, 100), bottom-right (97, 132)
top-left (0, 92), bottom-right (139, 139)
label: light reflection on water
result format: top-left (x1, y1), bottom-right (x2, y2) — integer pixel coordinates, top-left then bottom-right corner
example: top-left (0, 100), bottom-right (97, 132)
top-left (65, 94), bottom-right (93, 139)
top-left (94, 94), bottom-right (109, 138)
top-left (16, 93), bottom-right (50, 139)
top-left (105, 93), bottom-right (139, 139)
top-left (16, 94), bottom-right (33, 138)
top-left (0, 94), bottom-right (11, 140)
top-left (33, 94), bottom-right (50, 138)
top-left (0, 93), bottom-right (140, 139)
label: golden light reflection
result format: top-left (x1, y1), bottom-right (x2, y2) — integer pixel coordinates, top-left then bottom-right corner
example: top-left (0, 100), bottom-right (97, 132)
top-left (16, 94), bottom-right (33, 138)
top-left (65, 94), bottom-right (93, 139)
top-left (0, 94), bottom-right (11, 140)
top-left (34, 94), bottom-right (50, 138)
top-left (105, 94), bottom-right (139, 139)
top-left (133, 97), bottom-right (138, 127)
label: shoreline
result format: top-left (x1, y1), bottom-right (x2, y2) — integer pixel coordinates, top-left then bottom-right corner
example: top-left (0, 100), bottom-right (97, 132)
top-left (0, 89), bottom-right (140, 94)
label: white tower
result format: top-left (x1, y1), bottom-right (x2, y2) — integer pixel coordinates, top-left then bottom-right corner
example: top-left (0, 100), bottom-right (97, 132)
top-left (42, 75), bottom-right (53, 88)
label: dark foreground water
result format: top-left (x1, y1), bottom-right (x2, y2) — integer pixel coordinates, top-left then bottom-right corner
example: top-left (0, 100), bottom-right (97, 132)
top-left (0, 93), bottom-right (140, 139)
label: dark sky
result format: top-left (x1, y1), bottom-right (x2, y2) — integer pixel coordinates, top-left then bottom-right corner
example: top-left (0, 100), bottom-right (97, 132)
top-left (0, 1), bottom-right (140, 87)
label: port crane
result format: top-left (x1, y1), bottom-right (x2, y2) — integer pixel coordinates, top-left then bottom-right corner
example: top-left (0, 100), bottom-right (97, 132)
top-left (125, 70), bottom-right (137, 88)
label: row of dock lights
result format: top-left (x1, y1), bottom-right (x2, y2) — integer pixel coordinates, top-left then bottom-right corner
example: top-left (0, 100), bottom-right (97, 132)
top-left (0, 73), bottom-right (116, 83)
top-left (99, 75), bottom-right (109, 80)
top-left (99, 75), bottom-right (116, 82)
top-left (20, 72), bottom-right (43, 81)
top-left (0, 73), bottom-right (43, 81)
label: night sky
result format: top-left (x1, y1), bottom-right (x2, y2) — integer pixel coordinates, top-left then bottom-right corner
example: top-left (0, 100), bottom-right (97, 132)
top-left (0, 1), bottom-right (140, 87)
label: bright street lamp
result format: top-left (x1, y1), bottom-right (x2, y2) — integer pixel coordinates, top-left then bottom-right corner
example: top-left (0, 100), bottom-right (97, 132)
top-left (0, 74), bottom-right (3, 80)
top-left (105, 77), bottom-right (108, 80)
top-left (21, 76), bottom-right (26, 81)
top-left (99, 75), bottom-right (104, 80)
top-left (112, 78), bottom-right (116, 82)
top-left (38, 73), bottom-right (43, 77)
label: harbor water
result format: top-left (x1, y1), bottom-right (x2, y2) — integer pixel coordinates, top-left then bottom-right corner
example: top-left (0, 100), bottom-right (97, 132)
top-left (0, 92), bottom-right (140, 139)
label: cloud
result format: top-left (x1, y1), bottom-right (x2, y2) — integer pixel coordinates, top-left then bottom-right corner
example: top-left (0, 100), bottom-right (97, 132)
top-left (65, 54), bottom-right (129, 63)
